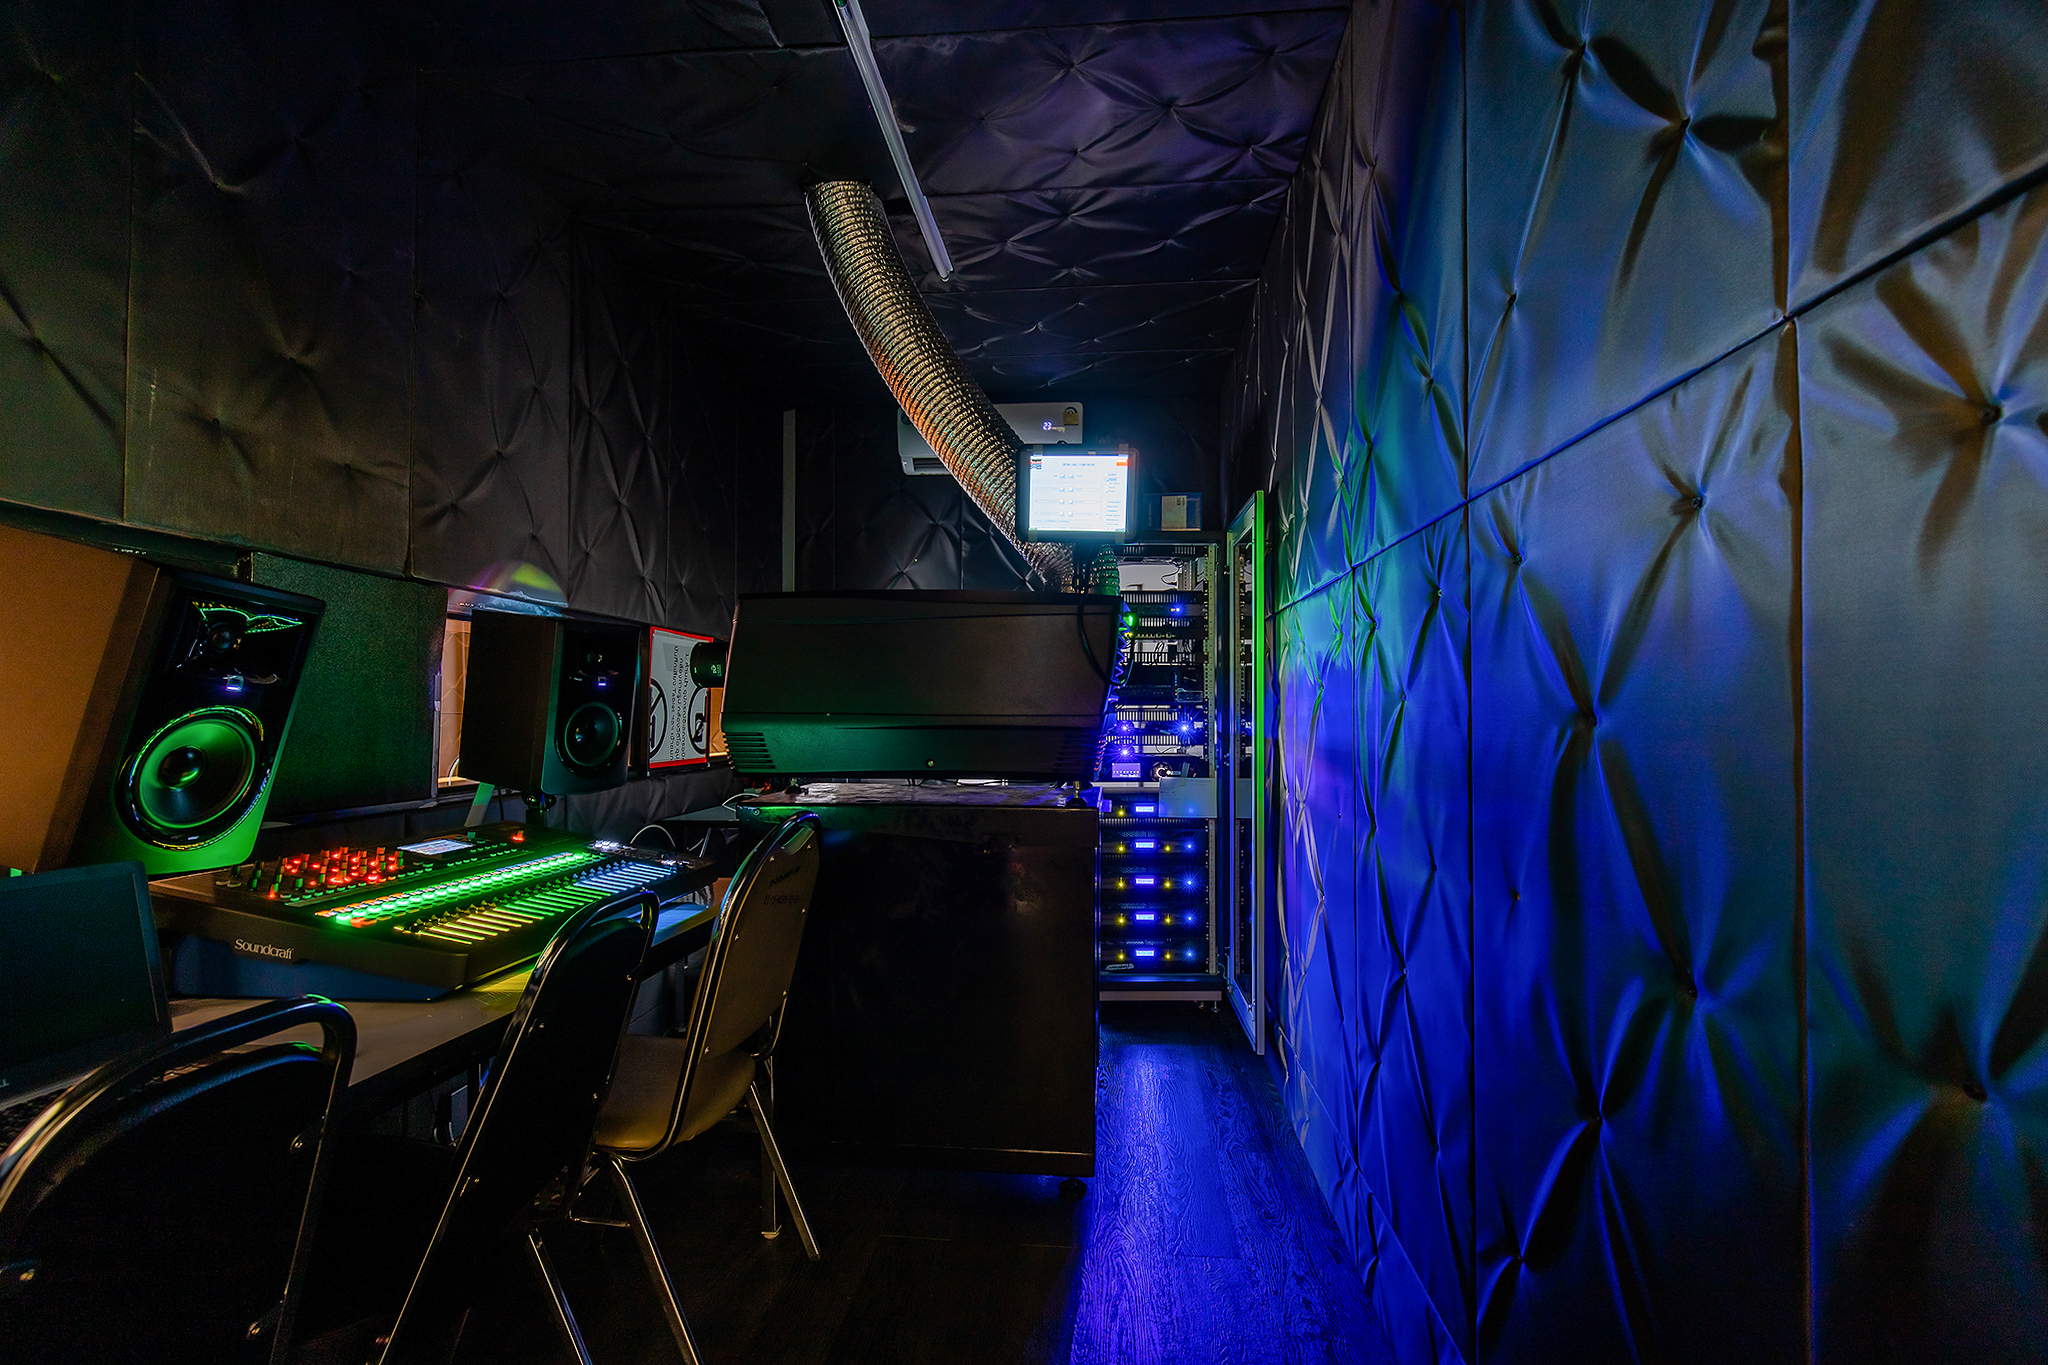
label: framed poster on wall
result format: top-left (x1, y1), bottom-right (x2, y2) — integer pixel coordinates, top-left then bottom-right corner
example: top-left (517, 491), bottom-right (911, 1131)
top-left (646, 626), bottom-right (721, 769)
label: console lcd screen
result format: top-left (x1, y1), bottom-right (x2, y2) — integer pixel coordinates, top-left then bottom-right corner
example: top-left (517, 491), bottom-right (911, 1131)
top-left (397, 838), bottom-right (470, 858)
top-left (1020, 450), bottom-right (1131, 541)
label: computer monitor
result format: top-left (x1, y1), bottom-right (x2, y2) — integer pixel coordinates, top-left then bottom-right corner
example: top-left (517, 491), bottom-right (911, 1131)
top-left (1018, 447), bottom-right (1134, 543)
top-left (720, 591), bottom-right (1122, 780)
top-left (0, 862), bottom-right (170, 1107)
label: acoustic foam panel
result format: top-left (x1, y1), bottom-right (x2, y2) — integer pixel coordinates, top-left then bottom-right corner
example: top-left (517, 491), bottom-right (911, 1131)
top-left (252, 554), bottom-right (442, 819)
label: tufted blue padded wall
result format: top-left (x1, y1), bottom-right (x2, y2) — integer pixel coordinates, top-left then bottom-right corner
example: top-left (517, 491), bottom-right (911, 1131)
top-left (1229, 1), bottom-right (2048, 1362)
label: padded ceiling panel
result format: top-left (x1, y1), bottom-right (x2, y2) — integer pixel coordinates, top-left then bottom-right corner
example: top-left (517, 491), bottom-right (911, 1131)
top-left (471, 6), bottom-right (1348, 406)
top-left (413, 0), bottom-right (839, 66)
top-left (910, 181), bottom-right (1292, 289)
top-left (884, 13), bottom-right (1344, 192)
top-left (0, 1), bottom-right (129, 520)
top-left (862, 1), bottom-right (1349, 35)
top-left (428, 50), bottom-right (898, 214)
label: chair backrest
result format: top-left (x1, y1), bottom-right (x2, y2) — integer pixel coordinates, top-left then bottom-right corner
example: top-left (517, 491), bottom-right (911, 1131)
top-left (379, 891), bottom-right (656, 1365)
top-left (0, 996), bottom-right (354, 1365)
top-left (646, 810), bottom-right (820, 1158)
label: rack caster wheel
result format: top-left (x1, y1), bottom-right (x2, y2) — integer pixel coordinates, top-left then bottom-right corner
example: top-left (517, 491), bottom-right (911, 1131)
top-left (1059, 1177), bottom-right (1087, 1201)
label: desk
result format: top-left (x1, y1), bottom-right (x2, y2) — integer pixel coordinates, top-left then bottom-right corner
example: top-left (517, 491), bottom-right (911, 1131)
top-left (734, 784), bottom-right (1099, 1176)
top-left (168, 899), bottom-right (717, 1117)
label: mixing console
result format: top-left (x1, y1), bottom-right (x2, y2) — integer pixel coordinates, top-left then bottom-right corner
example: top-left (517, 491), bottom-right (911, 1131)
top-left (150, 823), bottom-right (712, 992)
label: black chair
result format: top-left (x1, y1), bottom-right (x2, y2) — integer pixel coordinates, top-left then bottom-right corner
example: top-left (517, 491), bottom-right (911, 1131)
top-left (0, 996), bottom-right (355, 1365)
top-left (373, 891), bottom-right (657, 1365)
top-left (578, 810), bottom-right (823, 1365)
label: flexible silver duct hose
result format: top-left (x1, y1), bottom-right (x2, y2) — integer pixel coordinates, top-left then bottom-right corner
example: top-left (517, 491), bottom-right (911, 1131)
top-left (806, 181), bottom-right (1073, 591)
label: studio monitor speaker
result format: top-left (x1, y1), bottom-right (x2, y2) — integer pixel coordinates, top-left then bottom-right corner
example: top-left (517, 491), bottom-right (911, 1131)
top-left (0, 523), bottom-right (323, 875)
top-left (459, 612), bottom-right (641, 797)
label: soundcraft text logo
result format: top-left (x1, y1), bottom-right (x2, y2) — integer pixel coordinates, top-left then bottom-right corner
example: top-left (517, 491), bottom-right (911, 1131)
top-left (234, 938), bottom-right (296, 962)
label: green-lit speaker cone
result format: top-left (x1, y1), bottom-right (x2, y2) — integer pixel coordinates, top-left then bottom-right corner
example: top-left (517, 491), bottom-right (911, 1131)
top-left (129, 712), bottom-right (259, 832)
top-left (561, 702), bottom-right (622, 768)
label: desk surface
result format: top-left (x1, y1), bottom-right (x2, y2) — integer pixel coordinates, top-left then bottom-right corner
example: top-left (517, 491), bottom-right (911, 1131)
top-left (170, 899), bottom-right (716, 1115)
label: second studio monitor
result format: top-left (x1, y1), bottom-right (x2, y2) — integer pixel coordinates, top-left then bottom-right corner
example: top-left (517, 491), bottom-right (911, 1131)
top-left (459, 612), bottom-right (642, 797)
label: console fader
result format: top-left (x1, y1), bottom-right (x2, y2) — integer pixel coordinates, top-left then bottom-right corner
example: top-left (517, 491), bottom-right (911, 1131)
top-left (150, 823), bottom-right (712, 992)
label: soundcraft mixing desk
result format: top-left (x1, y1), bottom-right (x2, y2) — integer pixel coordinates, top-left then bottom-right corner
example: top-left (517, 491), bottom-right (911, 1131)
top-left (150, 822), bottom-right (713, 993)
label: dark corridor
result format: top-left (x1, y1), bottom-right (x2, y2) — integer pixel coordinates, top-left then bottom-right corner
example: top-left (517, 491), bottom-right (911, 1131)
top-left (439, 1006), bottom-right (1383, 1365)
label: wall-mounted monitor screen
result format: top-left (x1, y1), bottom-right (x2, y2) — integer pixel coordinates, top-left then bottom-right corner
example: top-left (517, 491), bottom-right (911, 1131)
top-left (1019, 448), bottom-right (1133, 542)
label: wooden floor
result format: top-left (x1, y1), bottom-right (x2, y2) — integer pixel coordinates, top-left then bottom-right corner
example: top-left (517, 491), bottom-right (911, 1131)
top-left (454, 1004), bottom-right (1388, 1365)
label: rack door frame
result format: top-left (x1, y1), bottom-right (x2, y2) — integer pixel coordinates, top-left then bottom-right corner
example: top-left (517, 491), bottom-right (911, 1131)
top-left (1224, 493), bottom-right (1271, 1052)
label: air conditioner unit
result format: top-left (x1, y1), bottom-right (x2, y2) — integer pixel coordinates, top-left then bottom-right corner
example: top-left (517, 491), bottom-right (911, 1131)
top-left (897, 403), bottom-right (1084, 475)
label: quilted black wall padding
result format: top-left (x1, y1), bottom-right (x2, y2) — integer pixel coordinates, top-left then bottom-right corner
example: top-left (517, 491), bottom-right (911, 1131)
top-left (0, 0), bottom-right (777, 640)
top-left (1231, 0), bottom-right (2048, 1362)
top-left (0, 0), bottom-right (794, 837)
top-left (2, 0), bottom-right (1343, 635)
top-left (125, 0), bottom-right (416, 572)
top-left (0, 0), bottom-right (130, 520)
top-left (794, 404), bottom-right (1035, 591)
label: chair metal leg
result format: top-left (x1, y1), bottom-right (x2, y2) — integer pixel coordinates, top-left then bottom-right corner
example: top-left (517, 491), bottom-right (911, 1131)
top-left (757, 1061), bottom-right (779, 1239)
top-left (746, 1081), bottom-right (819, 1261)
top-left (525, 1232), bottom-right (595, 1365)
top-left (606, 1155), bottom-right (705, 1365)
